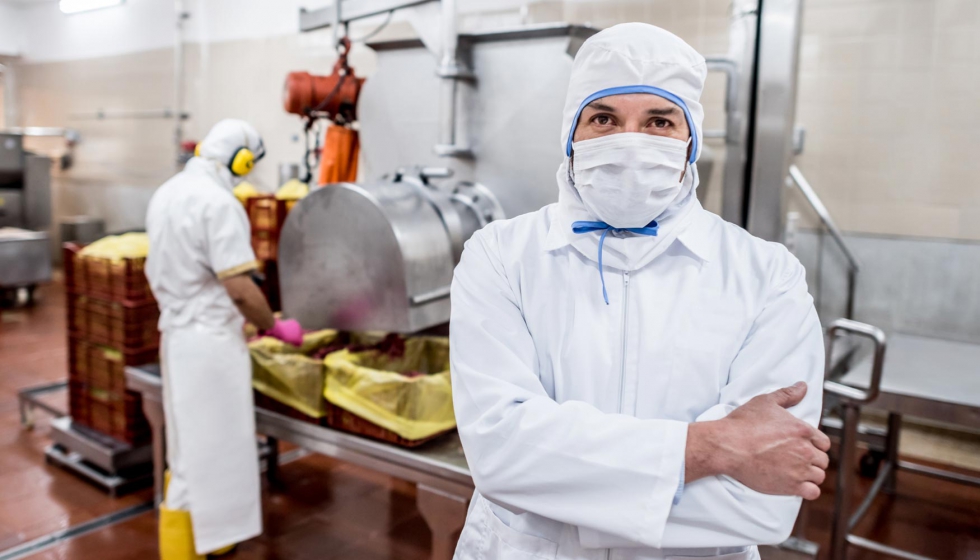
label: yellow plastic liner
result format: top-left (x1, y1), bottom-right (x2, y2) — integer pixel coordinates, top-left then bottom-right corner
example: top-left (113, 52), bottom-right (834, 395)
top-left (249, 330), bottom-right (342, 418)
top-left (275, 179), bottom-right (310, 200)
top-left (233, 181), bottom-right (260, 205)
top-left (324, 337), bottom-right (455, 441)
top-left (249, 330), bottom-right (390, 418)
top-left (78, 232), bottom-right (150, 261)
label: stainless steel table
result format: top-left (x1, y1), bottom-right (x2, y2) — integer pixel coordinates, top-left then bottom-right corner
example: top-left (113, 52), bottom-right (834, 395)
top-left (125, 365), bottom-right (474, 560)
top-left (827, 327), bottom-right (980, 560)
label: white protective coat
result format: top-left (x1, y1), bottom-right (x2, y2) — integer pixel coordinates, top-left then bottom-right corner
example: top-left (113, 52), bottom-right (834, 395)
top-left (145, 120), bottom-right (265, 554)
top-left (450, 23), bottom-right (824, 560)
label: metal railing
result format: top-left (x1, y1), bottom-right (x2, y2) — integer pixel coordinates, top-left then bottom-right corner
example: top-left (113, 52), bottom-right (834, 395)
top-left (787, 164), bottom-right (859, 319)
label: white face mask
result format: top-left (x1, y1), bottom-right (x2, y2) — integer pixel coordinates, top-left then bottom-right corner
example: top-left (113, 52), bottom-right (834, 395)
top-left (571, 133), bottom-right (690, 228)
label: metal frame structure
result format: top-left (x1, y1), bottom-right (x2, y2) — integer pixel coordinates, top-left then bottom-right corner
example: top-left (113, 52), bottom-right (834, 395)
top-left (788, 165), bottom-right (860, 319)
top-left (744, 0), bottom-right (804, 241)
top-left (823, 319), bottom-right (889, 560)
top-left (719, 0), bottom-right (760, 227)
top-left (18, 381), bottom-right (156, 497)
top-left (299, 0), bottom-right (435, 32)
top-left (17, 381), bottom-right (67, 429)
top-left (825, 331), bottom-right (980, 560)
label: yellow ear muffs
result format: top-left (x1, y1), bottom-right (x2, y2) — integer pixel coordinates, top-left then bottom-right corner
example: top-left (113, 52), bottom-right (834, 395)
top-left (194, 144), bottom-right (201, 157)
top-left (229, 147), bottom-right (255, 176)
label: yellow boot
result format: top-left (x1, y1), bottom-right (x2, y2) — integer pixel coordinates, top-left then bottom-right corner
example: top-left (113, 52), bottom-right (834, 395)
top-left (159, 506), bottom-right (204, 560)
top-left (161, 471), bottom-right (203, 560)
top-left (161, 471), bottom-right (238, 558)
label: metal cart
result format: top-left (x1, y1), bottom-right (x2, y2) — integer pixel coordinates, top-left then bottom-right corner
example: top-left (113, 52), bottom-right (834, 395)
top-left (824, 319), bottom-right (980, 560)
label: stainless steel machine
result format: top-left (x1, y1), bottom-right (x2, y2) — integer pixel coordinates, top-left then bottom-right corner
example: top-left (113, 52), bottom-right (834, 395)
top-left (0, 132), bottom-right (53, 303)
top-left (279, 167), bottom-right (504, 332)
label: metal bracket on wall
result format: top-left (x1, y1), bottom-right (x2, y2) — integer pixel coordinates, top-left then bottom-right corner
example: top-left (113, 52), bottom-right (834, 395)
top-left (299, 0), bottom-right (437, 33)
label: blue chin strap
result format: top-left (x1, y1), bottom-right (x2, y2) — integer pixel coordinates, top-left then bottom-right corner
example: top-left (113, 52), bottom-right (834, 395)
top-left (572, 220), bottom-right (659, 305)
top-left (565, 85), bottom-right (698, 165)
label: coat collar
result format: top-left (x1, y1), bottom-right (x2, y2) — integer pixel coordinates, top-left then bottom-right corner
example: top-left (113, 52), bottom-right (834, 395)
top-left (544, 194), bottom-right (716, 264)
top-left (184, 156), bottom-right (236, 192)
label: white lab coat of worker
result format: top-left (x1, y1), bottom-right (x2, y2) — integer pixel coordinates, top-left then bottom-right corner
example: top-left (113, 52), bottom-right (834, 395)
top-left (145, 120), bottom-right (264, 554)
top-left (450, 23), bottom-right (824, 560)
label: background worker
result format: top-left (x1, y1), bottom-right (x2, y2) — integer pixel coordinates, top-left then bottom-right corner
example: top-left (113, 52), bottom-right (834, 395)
top-left (450, 23), bottom-right (829, 559)
top-left (145, 119), bottom-right (304, 559)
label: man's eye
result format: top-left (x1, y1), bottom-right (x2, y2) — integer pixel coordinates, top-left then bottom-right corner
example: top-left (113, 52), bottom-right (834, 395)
top-left (653, 118), bottom-right (671, 128)
top-left (593, 115), bottom-right (613, 126)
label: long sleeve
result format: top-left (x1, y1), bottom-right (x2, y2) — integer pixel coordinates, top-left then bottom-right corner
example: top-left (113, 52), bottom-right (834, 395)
top-left (450, 229), bottom-right (688, 549)
top-left (581, 248), bottom-right (825, 549)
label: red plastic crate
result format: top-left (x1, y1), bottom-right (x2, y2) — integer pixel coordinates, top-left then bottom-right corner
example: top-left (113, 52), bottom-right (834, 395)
top-left (82, 255), bottom-right (154, 304)
top-left (68, 336), bottom-right (89, 383)
top-left (87, 344), bottom-right (158, 396)
top-left (63, 241), bottom-right (155, 305)
top-left (253, 391), bottom-right (323, 426)
top-left (86, 298), bottom-right (160, 351)
top-left (69, 380), bottom-right (90, 427)
top-left (66, 293), bottom-right (87, 336)
top-left (246, 196), bottom-right (288, 232)
top-left (86, 389), bottom-right (150, 446)
top-left (324, 406), bottom-right (449, 448)
top-left (251, 231), bottom-right (279, 261)
top-left (63, 243), bottom-right (86, 294)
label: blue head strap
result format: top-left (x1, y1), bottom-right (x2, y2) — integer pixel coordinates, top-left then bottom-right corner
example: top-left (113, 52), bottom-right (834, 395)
top-left (572, 220), bottom-right (660, 305)
top-left (565, 85), bottom-right (698, 164)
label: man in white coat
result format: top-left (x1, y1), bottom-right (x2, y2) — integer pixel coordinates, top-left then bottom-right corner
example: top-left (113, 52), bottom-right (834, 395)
top-left (146, 119), bottom-right (304, 560)
top-left (450, 23), bottom-right (831, 560)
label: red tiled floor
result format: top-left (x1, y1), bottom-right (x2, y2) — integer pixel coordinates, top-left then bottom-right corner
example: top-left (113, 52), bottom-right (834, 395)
top-left (0, 281), bottom-right (153, 552)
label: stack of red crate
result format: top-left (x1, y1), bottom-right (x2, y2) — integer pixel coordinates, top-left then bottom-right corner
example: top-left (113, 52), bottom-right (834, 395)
top-left (64, 243), bottom-right (157, 446)
top-left (246, 196), bottom-right (290, 311)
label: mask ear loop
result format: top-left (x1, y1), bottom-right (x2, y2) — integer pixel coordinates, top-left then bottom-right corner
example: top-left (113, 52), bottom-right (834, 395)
top-left (680, 136), bottom-right (693, 182)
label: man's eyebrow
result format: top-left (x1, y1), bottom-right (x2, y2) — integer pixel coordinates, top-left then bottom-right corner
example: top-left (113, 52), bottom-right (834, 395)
top-left (586, 101), bottom-right (616, 112)
top-left (648, 107), bottom-right (679, 116)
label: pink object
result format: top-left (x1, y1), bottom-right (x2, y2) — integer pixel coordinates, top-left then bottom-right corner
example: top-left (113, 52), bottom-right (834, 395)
top-left (263, 318), bottom-right (304, 347)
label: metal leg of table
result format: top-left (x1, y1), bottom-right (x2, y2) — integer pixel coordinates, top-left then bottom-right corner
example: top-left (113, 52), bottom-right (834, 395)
top-left (266, 436), bottom-right (280, 484)
top-left (17, 381), bottom-right (69, 429)
top-left (416, 485), bottom-right (469, 560)
top-left (884, 413), bottom-right (901, 495)
top-left (830, 402), bottom-right (860, 560)
top-left (139, 393), bottom-right (167, 507)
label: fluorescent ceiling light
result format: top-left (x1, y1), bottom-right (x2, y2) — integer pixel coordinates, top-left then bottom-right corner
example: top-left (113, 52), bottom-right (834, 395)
top-left (59, 0), bottom-right (125, 14)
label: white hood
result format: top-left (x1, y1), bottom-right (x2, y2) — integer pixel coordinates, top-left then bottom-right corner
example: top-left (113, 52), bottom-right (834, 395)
top-left (559, 23), bottom-right (706, 161)
top-left (553, 23), bottom-right (708, 272)
top-left (194, 119), bottom-right (265, 190)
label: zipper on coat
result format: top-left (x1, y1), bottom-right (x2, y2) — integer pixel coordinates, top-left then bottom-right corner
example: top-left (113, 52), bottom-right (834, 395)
top-left (608, 272), bottom-right (630, 560)
top-left (618, 271), bottom-right (630, 414)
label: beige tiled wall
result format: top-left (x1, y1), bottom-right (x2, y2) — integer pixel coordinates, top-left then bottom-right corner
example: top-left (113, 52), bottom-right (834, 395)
top-left (794, 0), bottom-right (980, 241)
top-left (11, 0), bottom-right (980, 241)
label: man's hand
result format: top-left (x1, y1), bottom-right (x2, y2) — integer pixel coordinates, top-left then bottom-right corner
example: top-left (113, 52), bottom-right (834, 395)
top-left (685, 382), bottom-right (831, 500)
